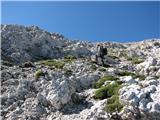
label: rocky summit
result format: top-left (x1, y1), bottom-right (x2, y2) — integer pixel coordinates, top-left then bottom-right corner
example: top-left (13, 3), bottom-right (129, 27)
top-left (1, 24), bottom-right (160, 120)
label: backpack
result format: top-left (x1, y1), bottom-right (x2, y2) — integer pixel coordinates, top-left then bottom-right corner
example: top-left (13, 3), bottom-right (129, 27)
top-left (102, 47), bottom-right (108, 55)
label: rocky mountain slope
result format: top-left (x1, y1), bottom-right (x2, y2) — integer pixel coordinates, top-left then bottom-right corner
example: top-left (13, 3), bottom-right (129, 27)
top-left (1, 24), bottom-right (160, 120)
top-left (1, 24), bottom-right (94, 64)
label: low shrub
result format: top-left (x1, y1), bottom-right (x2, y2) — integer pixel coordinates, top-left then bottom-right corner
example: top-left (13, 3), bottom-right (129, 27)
top-left (131, 58), bottom-right (144, 64)
top-left (105, 84), bottom-right (123, 113)
top-left (63, 59), bottom-right (73, 63)
top-left (119, 52), bottom-right (128, 58)
top-left (126, 56), bottom-right (144, 64)
top-left (105, 82), bottom-right (121, 96)
top-left (93, 75), bottom-right (119, 89)
top-left (94, 80), bottom-right (123, 113)
top-left (94, 82), bottom-right (121, 99)
top-left (94, 86), bottom-right (109, 99)
top-left (40, 59), bottom-right (65, 69)
top-left (105, 95), bottom-right (123, 113)
top-left (119, 51), bottom-right (144, 64)
top-left (64, 55), bottom-right (77, 60)
top-left (35, 70), bottom-right (45, 79)
top-left (134, 74), bottom-right (146, 80)
top-left (108, 55), bottom-right (119, 60)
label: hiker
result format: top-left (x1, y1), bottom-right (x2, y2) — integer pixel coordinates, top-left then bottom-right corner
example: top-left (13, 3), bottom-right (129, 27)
top-left (96, 43), bottom-right (108, 66)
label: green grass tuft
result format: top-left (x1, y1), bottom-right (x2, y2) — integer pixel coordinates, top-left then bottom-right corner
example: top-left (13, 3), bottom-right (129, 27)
top-left (108, 55), bottom-right (119, 60)
top-left (93, 75), bottom-right (119, 89)
top-left (134, 74), bottom-right (146, 80)
top-left (94, 82), bottom-right (121, 99)
top-left (35, 70), bottom-right (45, 79)
top-left (131, 58), bottom-right (144, 64)
top-left (64, 55), bottom-right (77, 60)
top-left (94, 86), bottom-right (109, 99)
top-left (105, 95), bottom-right (123, 113)
top-left (40, 59), bottom-right (65, 69)
top-left (94, 78), bottom-right (124, 113)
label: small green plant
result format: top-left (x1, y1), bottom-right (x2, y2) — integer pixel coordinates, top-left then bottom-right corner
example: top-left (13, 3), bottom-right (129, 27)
top-left (64, 55), bottom-right (77, 60)
top-left (119, 52), bottom-right (128, 58)
top-left (40, 59), bottom-right (65, 69)
top-left (132, 59), bottom-right (144, 64)
top-left (105, 84), bottom-right (123, 113)
top-left (125, 56), bottom-right (144, 64)
top-left (108, 55), bottom-right (119, 60)
top-left (130, 58), bottom-right (144, 64)
top-left (105, 95), bottom-right (123, 113)
top-left (63, 59), bottom-right (73, 63)
top-left (94, 80), bottom-right (124, 113)
top-left (119, 51), bottom-right (144, 64)
top-left (134, 74), bottom-right (146, 80)
top-left (93, 75), bottom-right (119, 89)
top-left (94, 82), bottom-right (121, 99)
top-left (94, 86), bottom-right (109, 99)
top-left (35, 70), bottom-right (45, 79)
top-left (105, 82), bottom-right (122, 96)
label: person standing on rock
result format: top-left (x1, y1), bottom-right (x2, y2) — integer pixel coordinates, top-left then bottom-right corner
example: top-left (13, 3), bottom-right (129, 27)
top-left (96, 43), bottom-right (108, 66)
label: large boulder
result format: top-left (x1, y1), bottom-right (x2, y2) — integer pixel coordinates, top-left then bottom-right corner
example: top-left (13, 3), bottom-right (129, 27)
top-left (46, 78), bottom-right (76, 110)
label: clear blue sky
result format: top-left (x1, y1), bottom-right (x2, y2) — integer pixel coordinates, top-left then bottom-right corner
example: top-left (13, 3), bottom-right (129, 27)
top-left (2, 1), bottom-right (160, 42)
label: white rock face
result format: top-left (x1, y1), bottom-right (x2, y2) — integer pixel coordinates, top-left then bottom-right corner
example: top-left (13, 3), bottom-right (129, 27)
top-left (120, 76), bottom-right (138, 84)
top-left (136, 57), bottom-right (160, 76)
top-left (119, 79), bottom-right (160, 120)
top-left (47, 91), bottom-right (108, 120)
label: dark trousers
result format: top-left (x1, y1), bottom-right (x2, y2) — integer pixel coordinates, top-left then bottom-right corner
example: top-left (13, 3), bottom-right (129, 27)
top-left (96, 55), bottom-right (104, 66)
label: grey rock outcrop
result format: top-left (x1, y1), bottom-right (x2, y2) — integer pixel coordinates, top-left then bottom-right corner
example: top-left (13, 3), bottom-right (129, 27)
top-left (1, 24), bottom-right (94, 64)
top-left (119, 78), bottom-right (160, 120)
